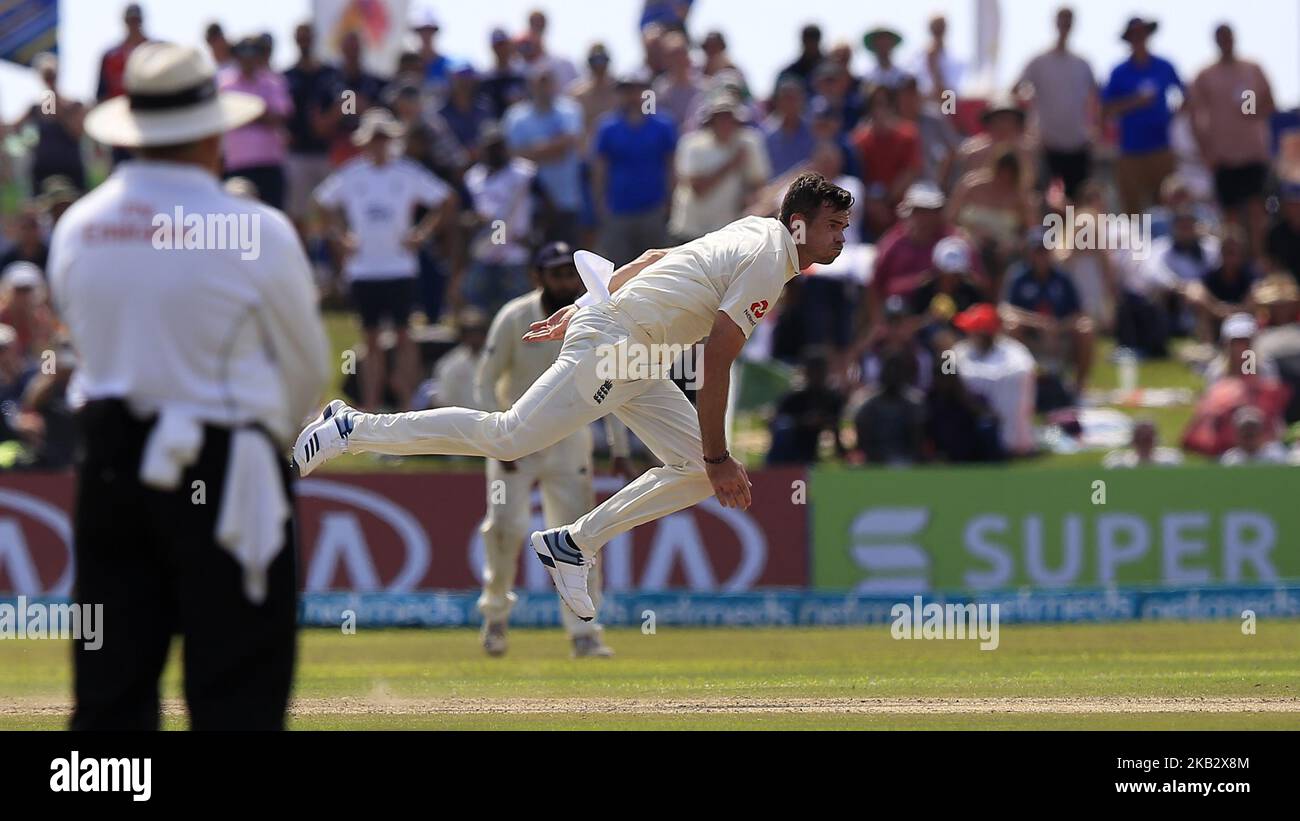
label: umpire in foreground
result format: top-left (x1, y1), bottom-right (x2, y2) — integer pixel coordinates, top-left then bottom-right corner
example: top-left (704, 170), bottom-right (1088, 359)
top-left (48, 43), bottom-right (331, 729)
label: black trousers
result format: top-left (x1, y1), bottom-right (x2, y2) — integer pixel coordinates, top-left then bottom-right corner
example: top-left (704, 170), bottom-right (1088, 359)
top-left (70, 400), bottom-right (298, 731)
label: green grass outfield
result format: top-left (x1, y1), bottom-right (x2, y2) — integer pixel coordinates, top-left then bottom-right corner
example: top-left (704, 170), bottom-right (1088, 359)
top-left (3, 620), bottom-right (1299, 729)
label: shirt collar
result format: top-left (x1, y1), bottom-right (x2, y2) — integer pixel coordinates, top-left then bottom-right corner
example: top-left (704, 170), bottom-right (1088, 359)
top-left (776, 219), bottom-right (802, 280)
top-left (114, 160), bottom-right (222, 191)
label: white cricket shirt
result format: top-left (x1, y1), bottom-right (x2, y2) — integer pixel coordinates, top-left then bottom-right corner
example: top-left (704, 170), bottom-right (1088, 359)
top-left (48, 161), bottom-right (331, 444)
top-left (608, 215), bottom-right (800, 348)
top-left (314, 155), bottom-right (451, 281)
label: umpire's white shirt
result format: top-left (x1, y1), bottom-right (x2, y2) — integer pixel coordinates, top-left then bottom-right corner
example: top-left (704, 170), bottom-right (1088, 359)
top-left (48, 161), bottom-right (331, 445)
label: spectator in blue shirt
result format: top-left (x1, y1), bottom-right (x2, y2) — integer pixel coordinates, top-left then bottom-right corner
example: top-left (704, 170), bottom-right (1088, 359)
top-left (441, 63), bottom-right (493, 160)
top-left (503, 66), bottom-right (586, 243)
top-left (763, 77), bottom-right (815, 179)
top-left (1102, 17), bottom-right (1183, 213)
top-left (593, 71), bottom-right (678, 265)
top-left (1003, 228), bottom-right (1095, 398)
top-left (411, 9), bottom-right (454, 101)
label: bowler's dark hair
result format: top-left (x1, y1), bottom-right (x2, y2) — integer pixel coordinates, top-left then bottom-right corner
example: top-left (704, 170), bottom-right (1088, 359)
top-left (780, 172), bottom-right (854, 228)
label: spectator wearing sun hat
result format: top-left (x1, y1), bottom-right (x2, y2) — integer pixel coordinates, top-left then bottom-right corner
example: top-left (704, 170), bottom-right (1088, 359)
top-left (863, 182), bottom-right (952, 325)
top-left (863, 25), bottom-right (906, 90)
top-left (1102, 16), bottom-right (1184, 213)
top-left (1205, 312), bottom-right (1278, 385)
top-left (668, 93), bottom-right (769, 243)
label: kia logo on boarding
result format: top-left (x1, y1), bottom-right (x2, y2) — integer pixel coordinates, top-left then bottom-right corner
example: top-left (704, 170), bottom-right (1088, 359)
top-left (0, 488), bottom-right (74, 596)
top-left (469, 476), bottom-right (769, 591)
top-left (296, 479), bottom-right (432, 592)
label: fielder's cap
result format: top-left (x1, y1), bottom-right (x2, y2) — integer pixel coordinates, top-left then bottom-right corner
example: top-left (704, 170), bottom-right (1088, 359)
top-left (932, 236), bottom-right (972, 274)
top-left (954, 303), bottom-right (1001, 335)
top-left (410, 7), bottom-right (441, 31)
top-left (124, 3), bottom-right (143, 20)
top-left (588, 43), bottom-right (610, 64)
top-left (351, 106), bottom-right (405, 145)
top-left (898, 182), bottom-right (946, 214)
top-left (1121, 16), bottom-right (1158, 42)
top-left (490, 27), bottom-right (510, 45)
top-left (450, 60), bottom-right (477, 78)
top-left (1, 262), bottom-right (43, 290)
top-left (1220, 312), bottom-right (1258, 342)
top-left (84, 42), bottom-right (264, 148)
top-left (534, 241), bottom-right (575, 269)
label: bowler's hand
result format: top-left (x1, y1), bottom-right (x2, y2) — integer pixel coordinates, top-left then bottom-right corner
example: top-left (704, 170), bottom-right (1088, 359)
top-left (523, 304), bottom-right (578, 343)
top-left (706, 455), bottom-right (751, 509)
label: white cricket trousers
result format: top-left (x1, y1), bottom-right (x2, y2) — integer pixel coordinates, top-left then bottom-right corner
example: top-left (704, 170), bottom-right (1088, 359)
top-left (345, 304), bottom-right (715, 553)
top-left (478, 429), bottom-right (604, 637)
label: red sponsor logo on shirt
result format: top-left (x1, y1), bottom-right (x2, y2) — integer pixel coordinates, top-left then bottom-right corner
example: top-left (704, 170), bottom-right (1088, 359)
top-left (750, 300), bottom-right (769, 318)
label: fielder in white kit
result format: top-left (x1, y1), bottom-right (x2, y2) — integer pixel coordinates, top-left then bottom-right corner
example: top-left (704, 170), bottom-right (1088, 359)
top-left (295, 172), bottom-right (852, 621)
top-left (475, 242), bottom-right (633, 657)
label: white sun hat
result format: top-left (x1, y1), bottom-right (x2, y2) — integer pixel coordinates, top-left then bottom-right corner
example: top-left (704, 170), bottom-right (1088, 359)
top-left (84, 42), bottom-right (264, 148)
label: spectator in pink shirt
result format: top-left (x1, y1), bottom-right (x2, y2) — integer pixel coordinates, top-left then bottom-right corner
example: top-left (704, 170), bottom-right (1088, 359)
top-left (218, 36), bottom-right (293, 209)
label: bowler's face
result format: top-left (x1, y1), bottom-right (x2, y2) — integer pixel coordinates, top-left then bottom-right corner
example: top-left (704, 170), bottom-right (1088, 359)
top-left (800, 205), bottom-right (849, 265)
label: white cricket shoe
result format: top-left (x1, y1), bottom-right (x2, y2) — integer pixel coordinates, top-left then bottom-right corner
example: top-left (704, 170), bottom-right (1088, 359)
top-left (531, 528), bottom-right (595, 621)
top-left (571, 633), bottom-right (614, 659)
top-left (293, 400), bottom-right (354, 477)
top-left (481, 620), bottom-right (508, 657)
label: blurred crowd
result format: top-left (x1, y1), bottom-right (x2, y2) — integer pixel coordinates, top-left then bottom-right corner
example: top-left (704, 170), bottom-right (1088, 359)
top-left (3, 2), bottom-right (1300, 470)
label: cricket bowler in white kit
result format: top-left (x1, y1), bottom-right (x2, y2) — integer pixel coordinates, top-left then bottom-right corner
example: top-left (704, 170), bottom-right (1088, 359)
top-left (295, 173), bottom-right (852, 621)
top-left (476, 242), bottom-right (632, 657)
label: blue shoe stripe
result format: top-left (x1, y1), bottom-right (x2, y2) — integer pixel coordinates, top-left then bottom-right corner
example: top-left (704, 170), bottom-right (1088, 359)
top-left (547, 531), bottom-right (584, 565)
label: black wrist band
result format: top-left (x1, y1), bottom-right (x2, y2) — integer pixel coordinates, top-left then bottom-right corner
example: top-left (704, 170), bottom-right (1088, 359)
top-left (703, 450), bottom-right (729, 464)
